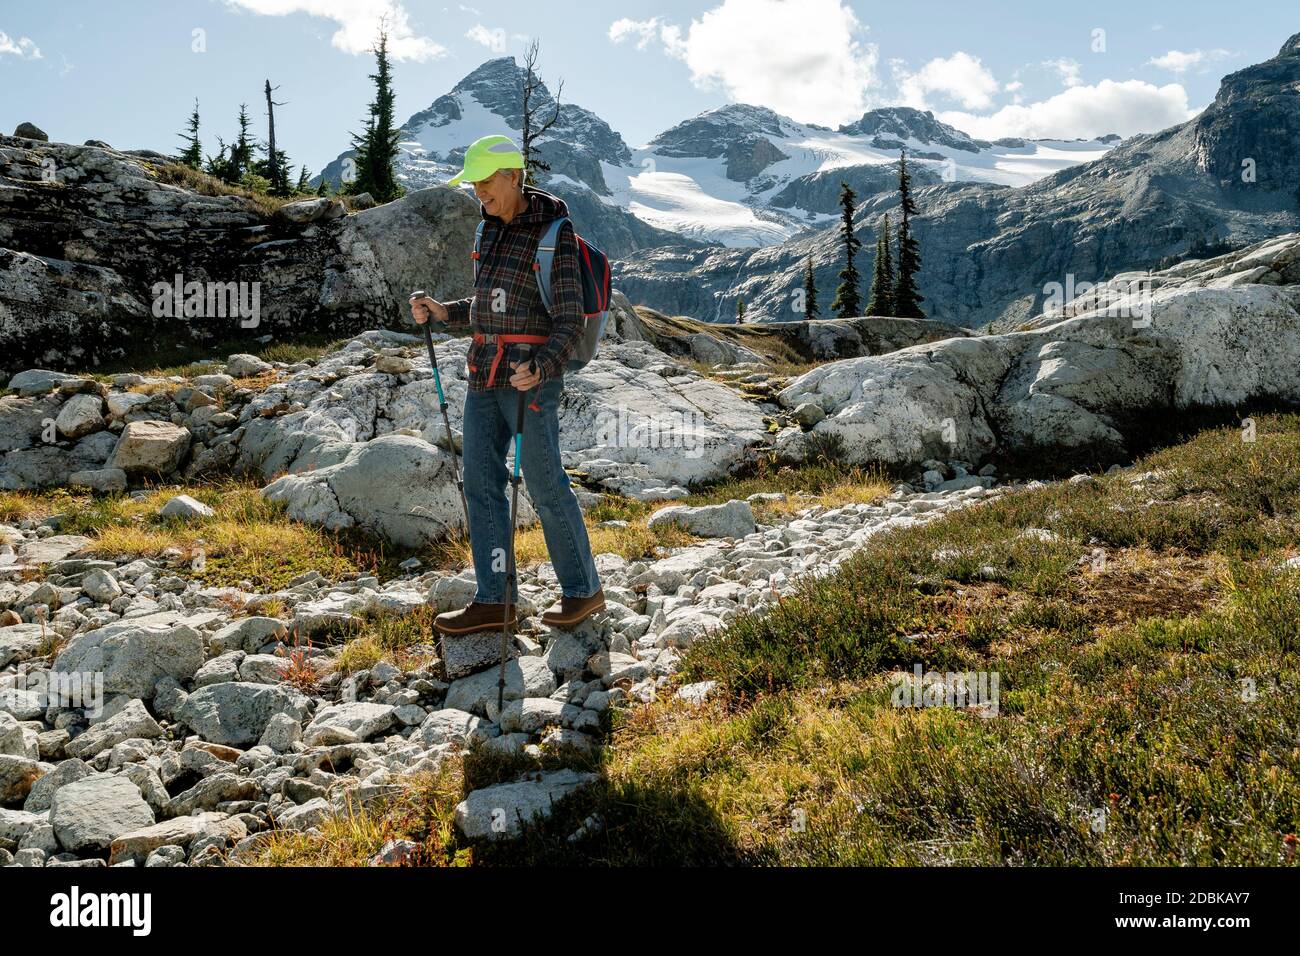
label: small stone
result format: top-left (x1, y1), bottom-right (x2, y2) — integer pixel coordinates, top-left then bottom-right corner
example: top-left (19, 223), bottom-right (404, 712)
top-left (792, 403), bottom-right (825, 427)
top-left (210, 617), bottom-right (288, 654)
top-left (14, 122), bottom-right (49, 141)
top-left (64, 700), bottom-right (163, 759)
top-left (258, 712), bottom-right (302, 752)
top-left (0, 754), bottom-right (43, 803)
top-left (50, 774), bottom-right (155, 853)
top-left (109, 812), bottom-right (246, 866)
top-left (159, 494), bottom-right (214, 519)
top-left (303, 702), bottom-right (397, 745)
top-left (647, 500), bottom-right (756, 539)
top-left (226, 354), bottom-right (274, 378)
top-left (55, 394), bottom-right (106, 439)
top-left (675, 681), bottom-right (718, 705)
top-left (275, 797), bottom-right (332, 831)
top-left (110, 420), bottom-right (191, 475)
top-left (439, 629), bottom-right (517, 681)
top-left (81, 568), bottom-right (122, 603)
top-left (454, 769), bottom-right (597, 840)
top-left (445, 657), bottom-right (556, 714)
top-left (68, 468), bottom-right (128, 493)
top-left (176, 682), bottom-right (311, 747)
top-left (498, 697), bottom-right (572, 734)
top-left (371, 838), bottom-right (419, 865)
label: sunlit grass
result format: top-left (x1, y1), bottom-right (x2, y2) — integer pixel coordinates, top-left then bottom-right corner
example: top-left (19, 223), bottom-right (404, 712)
top-left (3, 481), bottom-right (391, 591)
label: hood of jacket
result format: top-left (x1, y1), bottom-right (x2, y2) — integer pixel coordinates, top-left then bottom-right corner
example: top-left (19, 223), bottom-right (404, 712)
top-left (481, 184), bottom-right (569, 228)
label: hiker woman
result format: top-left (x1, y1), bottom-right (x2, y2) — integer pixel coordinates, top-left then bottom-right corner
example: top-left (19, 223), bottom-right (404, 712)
top-left (411, 134), bottom-right (605, 637)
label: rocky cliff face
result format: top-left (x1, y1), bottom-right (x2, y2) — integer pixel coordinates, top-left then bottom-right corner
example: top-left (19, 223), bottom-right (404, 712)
top-left (1191, 34), bottom-right (1300, 192)
top-left (0, 133), bottom-right (480, 377)
top-left (618, 33), bottom-right (1300, 328)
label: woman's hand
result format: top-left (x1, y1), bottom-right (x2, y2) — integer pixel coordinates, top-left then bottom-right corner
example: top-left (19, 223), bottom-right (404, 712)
top-left (410, 295), bottom-right (448, 325)
top-left (509, 359), bottom-right (543, 391)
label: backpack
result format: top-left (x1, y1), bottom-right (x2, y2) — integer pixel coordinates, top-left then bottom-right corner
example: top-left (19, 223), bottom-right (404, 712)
top-left (474, 217), bottom-right (612, 372)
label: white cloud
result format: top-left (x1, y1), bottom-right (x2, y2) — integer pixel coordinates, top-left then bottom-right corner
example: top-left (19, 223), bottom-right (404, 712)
top-left (609, 0), bottom-right (879, 127)
top-left (1044, 57), bottom-right (1082, 88)
top-left (1146, 48), bottom-right (1232, 74)
top-left (222, 0), bottom-right (445, 60)
top-left (608, 17), bottom-right (666, 51)
top-left (0, 31), bottom-right (42, 59)
top-left (896, 51), bottom-right (999, 111)
top-left (609, 3), bottom-right (1196, 142)
top-left (465, 22), bottom-right (505, 52)
top-left (937, 78), bottom-right (1193, 140)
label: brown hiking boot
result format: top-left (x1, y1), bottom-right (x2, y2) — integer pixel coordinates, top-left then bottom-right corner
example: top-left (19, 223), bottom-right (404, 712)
top-left (434, 602), bottom-right (517, 637)
top-left (540, 590), bottom-right (606, 629)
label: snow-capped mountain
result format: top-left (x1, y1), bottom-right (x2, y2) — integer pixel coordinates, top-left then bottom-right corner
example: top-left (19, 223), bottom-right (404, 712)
top-left (609, 104), bottom-right (1116, 246)
top-left (615, 32), bottom-right (1300, 329)
top-left (316, 58), bottom-right (693, 258)
top-left (318, 57), bottom-right (1116, 250)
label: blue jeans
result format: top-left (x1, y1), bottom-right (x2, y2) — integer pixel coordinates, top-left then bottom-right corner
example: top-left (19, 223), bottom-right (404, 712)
top-left (461, 376), bottom-right (601, 605)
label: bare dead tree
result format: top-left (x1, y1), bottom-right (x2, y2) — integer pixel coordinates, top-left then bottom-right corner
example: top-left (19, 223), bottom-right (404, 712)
top-left (520, 38), bottom-right (563, 185)
top-left (264, 79), bottom-right (288, 196)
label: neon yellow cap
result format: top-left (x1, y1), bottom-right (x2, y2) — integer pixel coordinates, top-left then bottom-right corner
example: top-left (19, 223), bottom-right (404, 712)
top-left (447, 134), bottom-right (525, 186)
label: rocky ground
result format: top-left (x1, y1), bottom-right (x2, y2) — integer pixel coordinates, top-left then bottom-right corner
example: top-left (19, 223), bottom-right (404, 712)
top-left (7, 231), bottom-right (1299, 536)
top-left (1, 460), bottom-right (1022, 865)
top-left (775, 233), bottom-right (1300, 471)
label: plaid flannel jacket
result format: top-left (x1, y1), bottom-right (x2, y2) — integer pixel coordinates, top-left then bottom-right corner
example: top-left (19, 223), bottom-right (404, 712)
top-left (443, 186), bottom-right (584, 391)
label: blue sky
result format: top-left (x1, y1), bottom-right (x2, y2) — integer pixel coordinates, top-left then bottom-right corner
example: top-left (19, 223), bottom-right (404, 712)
top-left (0, 1), bottom-right (1292, 175)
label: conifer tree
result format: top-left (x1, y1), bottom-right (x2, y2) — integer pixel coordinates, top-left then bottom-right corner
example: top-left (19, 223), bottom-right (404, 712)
top-left (736, 298), bottom-right (746, 321)
top-left (830, 182), bottom-right (862, 319)
top-left (178, 99), bottom-right (202, 169)
top-left (803, 255), bottom-right (819, 320)
top-left (204, 138), bottom-right (229, 180)
top-left (349, 28), bottom-right (403, 201)
top-left (228, 104), bottom-right (255, 184)
top-left (254, 146), bottom-right (292, 195)
top-left (893, 150), bottom-right (925, 318)
top-left (866, 215), bottom-right (896, 316)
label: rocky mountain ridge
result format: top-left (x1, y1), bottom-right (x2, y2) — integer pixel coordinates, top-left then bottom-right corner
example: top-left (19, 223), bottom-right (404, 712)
top-left (615, 32), bottom-right (1300, 328)
top-left (316, 57), bottom-right (1116, 249)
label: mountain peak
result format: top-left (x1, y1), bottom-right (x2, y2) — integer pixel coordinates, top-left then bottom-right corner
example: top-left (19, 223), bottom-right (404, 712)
top-left (1280, 32), bottom-right (1300, 57)
top-left (648, 103), bottom-right (796, 158)
top-left (838, 107), bottom-right (982, 153)
top-left (456, 56), bottom-right (524, 86)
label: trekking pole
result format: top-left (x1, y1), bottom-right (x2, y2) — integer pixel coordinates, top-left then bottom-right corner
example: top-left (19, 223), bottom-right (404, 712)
top-left (410, 291), bottom-right (470, 530)
top-left (498, 347), bottom-right (536, 715)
